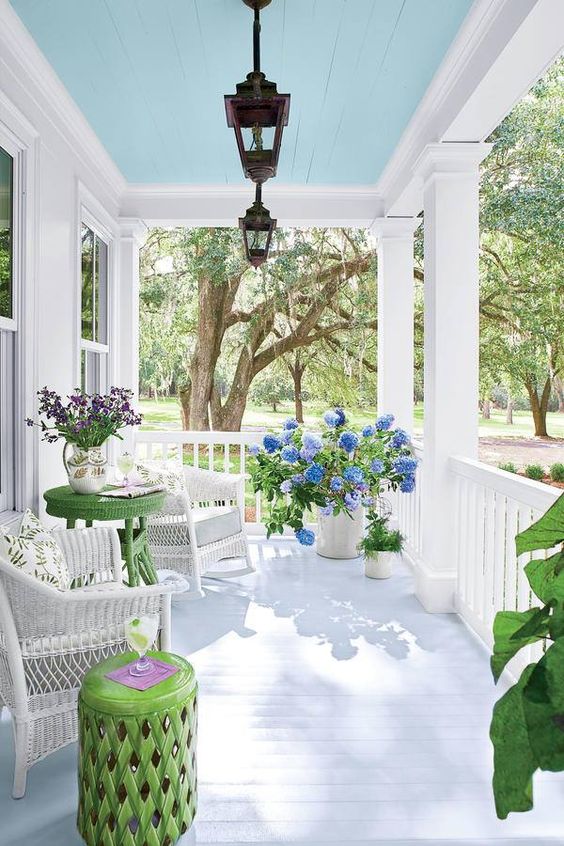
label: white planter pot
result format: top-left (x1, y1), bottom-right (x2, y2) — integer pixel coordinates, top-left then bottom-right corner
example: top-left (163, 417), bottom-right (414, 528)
top-left (316, 507), bottom-right (364, 559)
top-left (364, 552), bottom-right (395, 579)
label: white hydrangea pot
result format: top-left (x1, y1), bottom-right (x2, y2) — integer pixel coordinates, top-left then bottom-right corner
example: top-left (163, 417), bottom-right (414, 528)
top-left (316, 507), bottom-right (364, 559)
top-left (364, 552), bottom-right (395, 579)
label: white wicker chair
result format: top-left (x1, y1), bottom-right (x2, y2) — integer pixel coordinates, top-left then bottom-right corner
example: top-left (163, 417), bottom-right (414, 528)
top-left (146, 465), bottom-right (254, 598)
top-left (0, 525), bottom-right (185, 798)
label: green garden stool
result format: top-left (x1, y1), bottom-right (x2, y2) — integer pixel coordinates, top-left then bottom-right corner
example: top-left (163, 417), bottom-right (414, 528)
top-left (77, 652), bottom-right (197, 846)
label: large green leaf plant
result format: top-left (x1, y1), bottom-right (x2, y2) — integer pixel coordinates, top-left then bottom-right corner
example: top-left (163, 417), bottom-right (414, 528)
top-left (490, 492), bottom-right (564, 818)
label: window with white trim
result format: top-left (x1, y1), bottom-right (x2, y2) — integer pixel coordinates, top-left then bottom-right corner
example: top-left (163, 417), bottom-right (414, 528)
top-left (0, 142), bottom-right (15, 514)
top-left (80, 222), bottom-right (109, 394)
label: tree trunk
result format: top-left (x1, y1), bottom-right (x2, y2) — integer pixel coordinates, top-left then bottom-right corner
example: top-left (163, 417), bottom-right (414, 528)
top-left (554, 375), bottom-right (564, 413)
top-left (482, 399), bottom-right (491, 420)
top-left (178, 383), bottom-right (191, 430)
top-left (288, 357), bottom-right (306, 423)
top-left (506, 395), bottom-right (514, 425)
top-left (526, 376), bottom-right (551, 437)
top-left (188, 273), bottom-right (232, 430)
top-left (272, 400), bottom-right (278, 412)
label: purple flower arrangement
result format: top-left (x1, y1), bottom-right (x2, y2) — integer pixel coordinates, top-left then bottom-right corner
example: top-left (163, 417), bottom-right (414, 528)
top-left (248, 407), bottom-right (417, 545)
top-left (26, 386), bottom-right (142, 450)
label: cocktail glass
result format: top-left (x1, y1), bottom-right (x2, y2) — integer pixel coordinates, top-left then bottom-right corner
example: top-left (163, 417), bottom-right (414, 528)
top-left (125, 615), bottom-right (159, 676)
top-left (117, 452), bottom-right (135, 487)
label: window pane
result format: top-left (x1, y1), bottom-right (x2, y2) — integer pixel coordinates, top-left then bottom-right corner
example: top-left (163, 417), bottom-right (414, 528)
top-left (95, 236), bottom-right (108, 344)
top-left (81, 225), bottom-right (94, 341)
top-left (0, 147), bottom-right (13, 320)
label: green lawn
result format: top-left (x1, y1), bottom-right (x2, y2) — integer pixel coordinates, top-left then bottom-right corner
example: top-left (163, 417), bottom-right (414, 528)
top-left (140, 397), bottom-right (564, 440)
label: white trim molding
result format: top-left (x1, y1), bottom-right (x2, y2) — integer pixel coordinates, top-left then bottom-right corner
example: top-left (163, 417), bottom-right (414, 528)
top-left (120, 184), bottom-right (384, 230)
top-left (414, 141), bottom-right (493, 184)
top-left (370, 216), bottom-right (422, 241)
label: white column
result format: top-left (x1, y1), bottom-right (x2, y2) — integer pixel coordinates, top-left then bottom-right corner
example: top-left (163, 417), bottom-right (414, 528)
top-left (415, 142), bottom-right (491, 612)
top-left (118, 218), bottom-right (147, 451)
top-left (372, 218), bottom-right (420, 434)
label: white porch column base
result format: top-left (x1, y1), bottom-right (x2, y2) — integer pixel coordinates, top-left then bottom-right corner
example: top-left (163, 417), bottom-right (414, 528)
top-left (415, 142), bottom-right (491, 613)
top-left (372, 217), bottom-right (420, 433)
top-left (407, 553), bottom-right (457, 613)
top-left (118, 217), bottom-right (147, 452)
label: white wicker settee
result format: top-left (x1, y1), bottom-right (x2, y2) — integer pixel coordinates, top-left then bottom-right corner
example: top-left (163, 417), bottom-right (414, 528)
top-left (0, 525), bottom-right (185, 798)
top-left (145, 465), bottom-right (254, 597)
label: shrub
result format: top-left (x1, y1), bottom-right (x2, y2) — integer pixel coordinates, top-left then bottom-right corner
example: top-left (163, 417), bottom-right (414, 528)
top-left (524, 464), bottom-right (545, 481)
top-left (550, 462), bottom-right (564, 482)
top-left (498, 462), bottom-right (518, 474)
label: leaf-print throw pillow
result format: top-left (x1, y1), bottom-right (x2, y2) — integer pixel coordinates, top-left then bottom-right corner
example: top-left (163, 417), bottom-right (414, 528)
top-left (135, 461), bottom-right (186, 496)
top-left (0, 509), bottom-right (70, 591)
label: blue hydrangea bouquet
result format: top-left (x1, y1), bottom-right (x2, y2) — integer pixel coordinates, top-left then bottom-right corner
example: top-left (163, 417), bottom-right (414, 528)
top-left (248, 407), bottom-right (417, 546)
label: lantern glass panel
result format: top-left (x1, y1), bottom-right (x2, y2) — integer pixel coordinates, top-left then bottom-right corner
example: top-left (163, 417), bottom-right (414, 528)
top-left (241, 124), bottom-right (275, 155)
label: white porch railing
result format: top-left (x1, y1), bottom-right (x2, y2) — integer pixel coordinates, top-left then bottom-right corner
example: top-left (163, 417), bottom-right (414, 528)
top-left (450, 457), bottom-right (560, 654)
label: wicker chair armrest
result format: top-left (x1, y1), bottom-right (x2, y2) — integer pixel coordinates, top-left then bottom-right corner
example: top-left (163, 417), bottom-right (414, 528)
top-left (53, 526), bottom-right (122, 581)
top-left (63, 574), bottom-right (188, 603)
top-left (183, 466), bottom-right (245, 503)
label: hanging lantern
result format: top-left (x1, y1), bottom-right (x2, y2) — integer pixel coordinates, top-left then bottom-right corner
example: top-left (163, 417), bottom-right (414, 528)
top-left (225, 0), bottom-right (290, 184)
top-left (239, 185), bottom-right (276, 268)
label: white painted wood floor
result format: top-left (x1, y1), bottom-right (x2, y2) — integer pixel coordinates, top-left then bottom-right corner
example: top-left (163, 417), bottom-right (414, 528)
top-left (2, 537), bottom-right (564, 845)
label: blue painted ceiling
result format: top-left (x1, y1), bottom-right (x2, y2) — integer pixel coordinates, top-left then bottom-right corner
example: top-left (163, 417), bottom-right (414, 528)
top-left (10, 0), bottom-right (473, 185)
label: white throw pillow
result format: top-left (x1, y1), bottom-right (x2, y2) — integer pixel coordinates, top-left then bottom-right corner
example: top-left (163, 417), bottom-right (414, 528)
top-left (135, 461), bottom-right (186, 496)
top-left (0, 509), bottom-right (70, 591)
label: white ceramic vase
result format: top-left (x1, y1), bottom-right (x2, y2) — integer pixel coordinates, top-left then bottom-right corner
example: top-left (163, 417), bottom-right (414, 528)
top-left (63, 442), bottom-right (108, 494)
top-left (316, 507), bottom-right (364, 559)
top-left (364, 552), bottom-right (395, 579)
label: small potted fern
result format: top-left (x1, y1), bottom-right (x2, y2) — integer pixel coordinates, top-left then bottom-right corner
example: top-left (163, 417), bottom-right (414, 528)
top-left (358, 511), bottom-right (403, 579)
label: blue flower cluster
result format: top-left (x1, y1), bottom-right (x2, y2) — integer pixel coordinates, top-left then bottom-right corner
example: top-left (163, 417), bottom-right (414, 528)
top-left (390, 428), bottom-right (410, 449)
top-left (323, 407), bottom-right (346, 428)
top-left (370, 458), bottom-right (384, 474)
top-left (283, 418), bottom-right (299, 430)
top-left (295, 528), bottom-right (315, 546)
top-left (343, 466), bottom-right (364, 485)
top-left (400, 475), bottom-right (416, 493)
top-left (338, 431), bottom-right (359, 453)
top-left (263, 434), bottom-right (281, 453)
top-left (304, 463), bottom-right (325, 484)
top-left (330, 476), bottom-right (344, 492)
top-left (344, 491), bottom-right (361, 510)
top-left (376, 414), bottom-right (394, 431)
top-left (393, 456), bottom-right (418, 475)
top-left (362, 424), bottom-right (376, 437)
top-left (248, 443), bottom-right (261, 456)
top-left (280, 479), bottom-right (293, 494)
top-left (280, 429), bottom-right (294, 445)
top-left (281, 445), bottom-right (300, 463)
top-left (319, 501), bottom-right (335, 517)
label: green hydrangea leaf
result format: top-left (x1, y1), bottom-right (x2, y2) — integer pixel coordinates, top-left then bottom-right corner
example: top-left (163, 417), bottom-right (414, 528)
top-left (491, 608), bottom-right (550, 682)
top-left (515, 493), bottom-right (564, 556)
top-left (490, 664), bottom-right (537, 819)
top-left (523, 640), bottom-right (564, 772)
top-left (525, 550), bottom-right (564, 603)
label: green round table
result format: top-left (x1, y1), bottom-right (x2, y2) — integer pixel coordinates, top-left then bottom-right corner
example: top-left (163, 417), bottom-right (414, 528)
top-left (77, 651), bottom-right (197, 846)
top-left (44, 486), bottom-right (167, 586)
